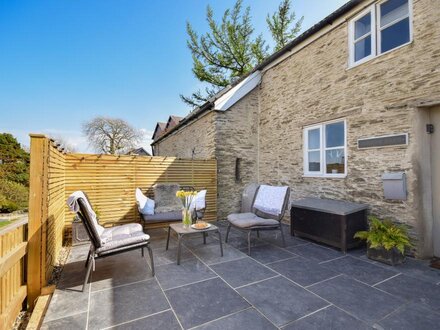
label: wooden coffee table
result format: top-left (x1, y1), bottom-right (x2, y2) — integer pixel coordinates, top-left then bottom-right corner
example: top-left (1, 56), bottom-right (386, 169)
top-left (166, 223), bottom-right (223, 265)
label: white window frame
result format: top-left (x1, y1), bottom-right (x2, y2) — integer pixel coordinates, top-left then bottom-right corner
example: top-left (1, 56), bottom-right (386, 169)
top-left (348, 0), bottom-right (413, 68)
top-left (349, 5), bottom-right (376, 67)
top-left (303, 119), bottom-right (347, 178)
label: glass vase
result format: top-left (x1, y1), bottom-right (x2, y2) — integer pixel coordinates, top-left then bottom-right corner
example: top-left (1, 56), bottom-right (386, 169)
top-left (182, 208), bottom-right (192, 229)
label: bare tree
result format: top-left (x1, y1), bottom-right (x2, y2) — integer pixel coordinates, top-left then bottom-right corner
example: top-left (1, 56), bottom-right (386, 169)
top-left (82, 117), bottom-right (143, 154)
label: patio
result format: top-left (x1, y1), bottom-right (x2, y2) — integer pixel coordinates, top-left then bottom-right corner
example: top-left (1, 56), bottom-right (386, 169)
top-left (41, 221), bottom-right (440, 330)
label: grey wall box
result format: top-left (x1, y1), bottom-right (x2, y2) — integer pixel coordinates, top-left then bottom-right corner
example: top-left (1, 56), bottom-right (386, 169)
top-left (382, 172), bottom-right (407, 200)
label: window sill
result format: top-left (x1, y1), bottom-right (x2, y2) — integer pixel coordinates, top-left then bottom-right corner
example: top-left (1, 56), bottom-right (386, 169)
top-left (347, 40), bottom-right (413, 70)
top-left (303, 174), bottom-right (347, 179)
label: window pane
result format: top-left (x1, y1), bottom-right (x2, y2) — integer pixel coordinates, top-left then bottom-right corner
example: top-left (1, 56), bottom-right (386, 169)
top-left (325, 122), bottom-right (345, 148)
top-left (308, 128), bottom-right (320, 150)
top-left (381, 17), bottom-right (410, 53)
top-left (355, 13), bottom-right (371, 39)
top-left (308, 151), bottom-right (320, 172)
top-left (354, 35), bottom-right (372, 62)
top-left (326, 148), bottom-right (345, 174)
top-left (380, 0), bottom-right (409, 28)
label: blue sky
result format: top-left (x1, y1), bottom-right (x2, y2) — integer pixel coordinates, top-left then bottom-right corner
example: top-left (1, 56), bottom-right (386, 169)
top-left (0, 0), bottom-right (349, 152)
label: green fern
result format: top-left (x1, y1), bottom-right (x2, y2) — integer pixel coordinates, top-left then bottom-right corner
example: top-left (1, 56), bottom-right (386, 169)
top-left (354, 216), bottom-right (412, 254)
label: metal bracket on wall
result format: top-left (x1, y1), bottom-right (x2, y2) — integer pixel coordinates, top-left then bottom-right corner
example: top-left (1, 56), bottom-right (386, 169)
top-left (427, 124), bottom-right (435, 134)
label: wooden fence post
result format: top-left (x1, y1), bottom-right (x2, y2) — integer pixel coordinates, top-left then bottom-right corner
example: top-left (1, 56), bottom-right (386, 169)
top-left (27, 134), bottom-right (49, 310)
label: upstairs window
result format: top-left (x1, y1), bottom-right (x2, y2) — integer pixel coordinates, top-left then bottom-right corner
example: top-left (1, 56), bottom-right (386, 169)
top-left (349, 0), bottom-right (412, 67)
top-left (304, 120), bottom-right (347, 178)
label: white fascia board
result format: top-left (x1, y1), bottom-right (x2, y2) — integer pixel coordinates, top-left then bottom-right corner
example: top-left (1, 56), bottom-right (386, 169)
top-left (214, 71), bottom-right (261, 111)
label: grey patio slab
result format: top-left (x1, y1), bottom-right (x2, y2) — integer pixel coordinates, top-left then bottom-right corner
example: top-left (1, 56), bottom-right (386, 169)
top-left (282, 305), bottom-right (371, 330)
top-left (66, 244), bottom-right (90, 262)
top-left (241, 244), bottom-right (297, 264)
top-left (263, 234), bottom-right (310, 248)
top-left (153, 244), bottom-right (195, 266)
top-left (165, 277), bottom-right (250, 329)
top-left (374, 273), bottom-right (440, 310)
top-left (224, 235), bottom-right (267, 250)
top-left (193, 308), bottom-right (277, 330)
top-left (321, 255), bottom-right (398, 285)
top-left (57, 259), bottom-right (91, 290)
top-left (375, 302), bottom-right (440, 330)
top-left (308, 275), bottom-right (404, 324)
top-left (237, 276), bottom-right (329, 327)
top-left (286, 243), bottom-right (343, 263)
top-left (155, 258), bottom-right (217, 290)
top-left (380, 257), bottom-right (440, 285)
top-left (43, 287), bottom-right (89, 322)
top-left (268, 257), bottom-right (340, 287)
top-left (210, 257), bottom-right (277, 288)
top-left (191, 243), bottom-right (246, 265)
top-left (88, 279), bottom-right (170, 329)
top-left (90, 250), bottom-right (154, 292)
top-left (109, 310), bottom-right (181, 330)
top-left (41, 312), bottom-right (87, 330)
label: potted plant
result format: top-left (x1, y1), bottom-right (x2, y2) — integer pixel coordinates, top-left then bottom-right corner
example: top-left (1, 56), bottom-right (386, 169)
top-left (354, 216), bottom-right (412, 266)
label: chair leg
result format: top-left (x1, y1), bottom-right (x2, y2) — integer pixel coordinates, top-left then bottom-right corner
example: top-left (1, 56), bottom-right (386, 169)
top-left (279, 224), bottom-right (286, 248)
top-left (225, 224), bottom-right (231, 243)
top-left (147, 245), bottom-right (155, 276)
top-left (141, 247), bottom-right (144, 257)
top-left (256, 230), bottom-right (260, 238)
top-left (84, 250), bottom-right (91, 268)
top-left (83, 256), bottom-right (94, 292)
top-left (247, 231), bottom-right (252, 256)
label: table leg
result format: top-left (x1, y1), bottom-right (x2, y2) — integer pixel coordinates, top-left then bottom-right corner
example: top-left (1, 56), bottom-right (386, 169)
top-left (177, 234), bottom-right (182, 265)
top-left (166, 226), bottom-right (171, 251)
top-left (217, 230), bottom-right (223, 257)
top-left (203, 232), bottom-right (207, 244)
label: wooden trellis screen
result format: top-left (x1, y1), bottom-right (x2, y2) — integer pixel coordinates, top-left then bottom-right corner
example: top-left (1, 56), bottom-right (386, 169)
top-left (26, 134), bottom-right (217, 310)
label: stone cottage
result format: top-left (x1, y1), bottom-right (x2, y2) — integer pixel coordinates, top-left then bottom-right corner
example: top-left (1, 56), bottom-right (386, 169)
top-left (152, 0), bottom-right (440, 258)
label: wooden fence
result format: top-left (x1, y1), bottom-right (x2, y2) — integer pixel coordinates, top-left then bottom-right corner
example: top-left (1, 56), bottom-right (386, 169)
top-left (0, 218), bottom-right (27, 330)
top-left (23, 134), bottom-right (218, 316)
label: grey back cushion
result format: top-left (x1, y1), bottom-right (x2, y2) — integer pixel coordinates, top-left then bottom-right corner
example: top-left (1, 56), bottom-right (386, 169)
top-left (154, 183), bottom-right (181, 213)
top-left (241, 183), bottom-right (260, 213)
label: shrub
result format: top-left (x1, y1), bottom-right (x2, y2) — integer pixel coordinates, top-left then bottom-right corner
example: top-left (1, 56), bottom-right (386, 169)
top-left (0, 179), bottom-right (28, 212)
top-left (354, 216), bottom-right (412, 254)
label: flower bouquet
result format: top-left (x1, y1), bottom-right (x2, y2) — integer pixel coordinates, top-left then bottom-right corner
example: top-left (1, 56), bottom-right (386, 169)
top-left (176, 190), bottom-right (197, 228)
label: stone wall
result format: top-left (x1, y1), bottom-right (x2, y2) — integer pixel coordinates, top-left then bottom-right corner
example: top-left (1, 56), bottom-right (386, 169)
top-left (154, 111), bottom-right (217, 159)
top-left (215, 88), bottom-right (259, 219)
top-left (258, 0), bottom-right (440, 256)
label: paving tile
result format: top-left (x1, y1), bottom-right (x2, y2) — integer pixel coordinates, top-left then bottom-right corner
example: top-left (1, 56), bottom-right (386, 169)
top-left (268, 257), bottom-right (340, 287)
top-left (380, 257), bottom-right (440, 285)
top-left (376, 302), bottom-right (440, 330)
top-left (193, 308), bottom-right (277, 330)
top-left (91, 250), bottom-right (154, 292)
top-left (43, 288), bottom-right (89, 322)
top-left (210, 257), bottom-right (277, 288)
top-left (191, 243), bottom-right (246, 265)
top-left (263, 233), bottom-right (310, 248)
top-left (88, 279), bottom-right (170, 329)
top-left (282, 305), bottom-right (371, 330)
top-left (237, 276), bottom-right (328, 327)
top-left (166, 277), bottom-right (250, 329)
top-left (308, 275), bottom-right (404, 324)
top-left (242, 244), bottom-right (297, 264)
top-left (375, 274), bottom-right (440, 310)
top-left (109, 310), bottom-right (181, 330)
top-left (156, 258), bottom-right (216, 290)
top-left (67, 244), bottom-right (91, 262)
top-left (57, 260), bottom-right (91, 290)
top-left (321, 256), bottom-right (398, 285)
top-left (224, 235), bottom-right (267, 250)
top-left (286, 244), bottom-right (343, 263)
top-left (41, 312), bottom-right (87, 330)
top-left (152, 244), bottom-right (195, 266)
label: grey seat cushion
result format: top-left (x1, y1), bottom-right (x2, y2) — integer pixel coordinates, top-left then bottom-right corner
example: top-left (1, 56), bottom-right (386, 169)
top-left (154, 184), bottom-right (181, 213)
top-left (227, 212), bottom-right (279, 228)
top-left (141, 211), bottom-right (182, 223)
top-left (96, 223), bottom-right (150, 254)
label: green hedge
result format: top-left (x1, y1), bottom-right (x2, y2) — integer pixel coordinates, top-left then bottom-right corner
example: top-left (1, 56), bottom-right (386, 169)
top-left (0, 179), bottom-right (28, 213)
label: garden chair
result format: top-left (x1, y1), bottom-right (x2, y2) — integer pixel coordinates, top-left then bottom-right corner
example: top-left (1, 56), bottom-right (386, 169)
top-left (225, 183), bottom-right (290, 255)
top-left (67, 191), bottom-right (154, 292)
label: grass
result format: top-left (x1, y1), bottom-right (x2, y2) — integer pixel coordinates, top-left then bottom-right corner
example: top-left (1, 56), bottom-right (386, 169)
top-left (0, 220), bottom-right (12, 228)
